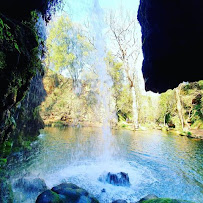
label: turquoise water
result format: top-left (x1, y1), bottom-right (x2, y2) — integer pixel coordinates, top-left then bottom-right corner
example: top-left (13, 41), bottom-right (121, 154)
top-left (8, 127), bottom-right (203, 202)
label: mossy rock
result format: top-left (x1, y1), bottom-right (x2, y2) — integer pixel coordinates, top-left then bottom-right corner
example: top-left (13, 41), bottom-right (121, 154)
top-left (37, 183), bottom-right (99, 203)
top-left (141, 198), bottom-right (193, 203)
top-left (36, 190), bottom-right (64, 203)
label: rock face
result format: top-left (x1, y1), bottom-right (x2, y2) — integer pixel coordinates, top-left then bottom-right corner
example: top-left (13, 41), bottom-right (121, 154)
top-left (0, 12), bottom-right (40, 144)
top-left (98, 172), bottom-right (130, 187)
top-left (11, 71), bottom-right (46, 142)
top-left (13, 177), bottom-right (48, 194)
top-left (1, 0), bottom-right (61, 22)
top-left (0, 0), bottom-right (60, 145)
top-left (36, 183), bottom-right (99, 203)
top-left (138, 0), bottom-right (203, 92)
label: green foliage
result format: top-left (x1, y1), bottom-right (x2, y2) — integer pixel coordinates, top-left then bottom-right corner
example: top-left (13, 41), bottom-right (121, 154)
top-left (156, 81), bottom-right (203, 131)
top-left (181, 82), bottom-right (203, 129)
top-left (40, 69), bottom-right (102, 126)
top-left (0, 158), bottom-right (7, 167)
top-left (138, 93), bottom-right (160, 126)
top-left (0, 51), bottom-right (5, 69)
top-left (117, 85), bottom-right (133, 119)
top-left (158, 89), bottom-right (176, 125)
top-left (46, 15), bottom-right (92, 84)
top-left (198, 80), bottom-right (203, 89)
top-left (106, 52), bottom-right (123, 99)
top-left (171, 115), bottom-right (182, 130)
top-left (191, 120), bottom-right (203, 129)
top-left (0, 17), bottom-right (20, 53)
top-left (105, 52), bottom-right (134, 121)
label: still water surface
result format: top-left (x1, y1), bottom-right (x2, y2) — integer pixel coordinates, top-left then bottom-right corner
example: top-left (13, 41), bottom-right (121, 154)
top-left (9, 127), bottom-right (203, 202)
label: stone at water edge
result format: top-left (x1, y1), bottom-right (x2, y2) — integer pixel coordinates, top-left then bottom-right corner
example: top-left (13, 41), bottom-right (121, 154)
top-left (52, 183), bottom-right (80, 191)
top-left (137, 194), bottom-right (158, 202)
top-left (51, 183), bottom-right (99, 203)
top-left (101, 188), bottom-right (106, 193)
top-left (111, 195), bottom-right (157, 203)
top-left (36, 190), bottom-right (65, 203)
top-left (13, 177), bottom-right (48, 194)
top-left (98, 172), bottom-right (130, 186)
top-left (36, 182), bottom-right (99, 203)
top-left (112, 200), bottom-right (127, 203)
top-left (136, 196), bottom-right (193, 203)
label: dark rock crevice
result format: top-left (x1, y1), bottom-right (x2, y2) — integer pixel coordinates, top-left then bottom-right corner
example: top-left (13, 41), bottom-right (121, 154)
top-left (138, 0), bottom-right (203, 92)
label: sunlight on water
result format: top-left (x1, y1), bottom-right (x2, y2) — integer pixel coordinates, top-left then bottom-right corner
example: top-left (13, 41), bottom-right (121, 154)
top-left (8, 127), bottom-right (203, 202)
top-left (43, 160), bottom-right (157, 202)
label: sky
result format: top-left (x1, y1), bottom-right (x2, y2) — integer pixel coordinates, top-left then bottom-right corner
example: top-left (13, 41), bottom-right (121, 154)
top-left (62, 0), bottom-right (140, 23)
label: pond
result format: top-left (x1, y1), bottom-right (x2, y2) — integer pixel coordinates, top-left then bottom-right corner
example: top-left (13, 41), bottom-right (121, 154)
top-left (8, 127), bottom-right (203, 202)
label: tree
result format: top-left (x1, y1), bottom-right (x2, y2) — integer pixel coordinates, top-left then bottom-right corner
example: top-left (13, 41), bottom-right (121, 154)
top-left (46, 15), bottom-right (93, 87)
top-left (158, 89), bottom-right (176, 127)
top-left (105, 52), bottom-right (123, 113)
top-left (106, 7), bottom-right (142, 129)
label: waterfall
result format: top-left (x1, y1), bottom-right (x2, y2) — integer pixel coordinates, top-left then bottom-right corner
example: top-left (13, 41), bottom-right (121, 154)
top-left (90, 0), bottom-right (115, 160)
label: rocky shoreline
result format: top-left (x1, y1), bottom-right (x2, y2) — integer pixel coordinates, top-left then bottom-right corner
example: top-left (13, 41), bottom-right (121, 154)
top-left (10, 176), bottom-right (194, 203)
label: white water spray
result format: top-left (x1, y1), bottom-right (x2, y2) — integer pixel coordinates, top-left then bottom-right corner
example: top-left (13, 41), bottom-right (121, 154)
top-left (90, 0), bottom-right (115, 160)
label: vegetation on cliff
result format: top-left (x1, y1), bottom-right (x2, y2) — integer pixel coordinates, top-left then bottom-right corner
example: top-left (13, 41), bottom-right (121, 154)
top-left (0, 0), bottom-right (62, 152)
top-left (0, 1), bottom-right (61, 201)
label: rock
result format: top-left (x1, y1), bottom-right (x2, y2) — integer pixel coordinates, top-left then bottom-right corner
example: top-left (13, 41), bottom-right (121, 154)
top-left (112, 200), bottom-right (127, 203)
top-left (137, 194), bottom-right (158, 202)
top-left (14, 177), bottom-right (48, 194)
top-left (137, 197), bottom-right (193, 203)
top-left (138, 0), bottom-right (203, 92)
top-left (52, 183), bottom-right (88, 202)
top-left (37, 182), bottom-right (99, 203)
top-left (98, 172), bottom-right (130, 186)
top-left (101, 188), bottom-right (106, 193)
top-left (36, 190), bottom-right (65, 203)
top-left (52, 183), bottom-right (80, 191)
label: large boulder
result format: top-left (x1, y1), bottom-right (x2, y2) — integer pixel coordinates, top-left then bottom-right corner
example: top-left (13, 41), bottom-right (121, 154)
top-left (36, 183), bottom-right (99, 203)
top-left (36, 190), bottom-right (65, 203)
top-left (98, 172), bottom-right (130, 187)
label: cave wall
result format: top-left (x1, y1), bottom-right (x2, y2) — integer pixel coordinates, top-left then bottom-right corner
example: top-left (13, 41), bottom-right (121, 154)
top-left (0, 0), bottom-right (61, 145)
top-left (138, 0), bottom-right (203, 93)
top-left (0, 13), bottom-right (41, 144)
top-left (11, 71), bottom-right (46, 146)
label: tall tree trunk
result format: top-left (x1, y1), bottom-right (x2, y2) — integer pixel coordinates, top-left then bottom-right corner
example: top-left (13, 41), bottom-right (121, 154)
top-left (164, 114), bottom-right (166, 126)
top-left (175, 85), bottom-right (184, 130)
top-left (131, 86), bottom-right (139, 129)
